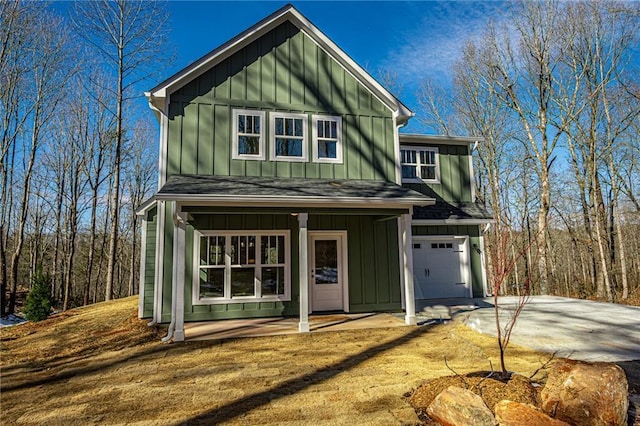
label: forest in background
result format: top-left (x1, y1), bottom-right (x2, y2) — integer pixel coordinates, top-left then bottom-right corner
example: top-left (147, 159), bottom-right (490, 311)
top-left (1, 1), bottom-right (639, 317)
top-left (417, 1), bottom-right (640, 302)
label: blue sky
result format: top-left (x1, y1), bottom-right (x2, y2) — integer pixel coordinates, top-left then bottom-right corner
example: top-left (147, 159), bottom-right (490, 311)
top-left (165, 1), bottom-right (509, 132)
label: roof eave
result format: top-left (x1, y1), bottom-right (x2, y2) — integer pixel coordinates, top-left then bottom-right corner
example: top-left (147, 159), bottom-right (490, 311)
top-left (400, 134), bottom-right (484, 146)
top-left (146, 4), bottom-right (413, 121)
top-left (155, 193), bottom-right (434, 208)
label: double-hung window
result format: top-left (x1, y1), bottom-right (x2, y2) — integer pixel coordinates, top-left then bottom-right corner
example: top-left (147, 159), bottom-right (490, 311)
top-left (312, 115), bottom-right (342, 163)
top-left (232, 109), bottom-right (265, 160)
top-left (270, 112), bottom-right (308, 161)
top-left (400, 146), bottom-right (439, 183)
top-left (194, 231), bottom-right (290, 304)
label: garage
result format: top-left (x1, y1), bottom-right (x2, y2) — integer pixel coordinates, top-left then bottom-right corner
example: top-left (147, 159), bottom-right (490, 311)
top-left (412, 236), bottom-right (471, 299)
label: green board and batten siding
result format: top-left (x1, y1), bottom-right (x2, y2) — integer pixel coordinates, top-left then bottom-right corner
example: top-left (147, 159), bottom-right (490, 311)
top-left (166, 21), bottom-right (397, 182)
top-left (146, 21), bottom-right (406, 322)
top-left (158, 212), bottom-right (403, 322)
top-left (141, 206), bottom-right (157, 318)
top-left (403, 144), bottom-right (472, 203)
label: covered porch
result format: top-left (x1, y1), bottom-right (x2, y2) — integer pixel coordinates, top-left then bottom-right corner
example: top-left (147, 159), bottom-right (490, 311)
top-left (139, 175), bottom-right (434, 342)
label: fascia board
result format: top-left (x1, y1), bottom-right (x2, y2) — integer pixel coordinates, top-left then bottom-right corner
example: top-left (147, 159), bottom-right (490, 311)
top-left (288, 10), bottom-right (413, 121)
top-left (412, 218), bottom-right (495, 225)
top-left (145, 5), bottom-right (413, 122)
top-left (136, 197), bottom-right (158, 216)
top-left (147, 6), bottom-right (293, 98)
top-left (155, 194), bottom-right (434, 208)
top-left (400, 134), bottom-right (484, 146)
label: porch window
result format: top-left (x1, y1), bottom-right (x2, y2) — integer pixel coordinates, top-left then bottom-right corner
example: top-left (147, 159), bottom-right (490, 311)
top-left (270, 112), bottom-right (308, 161)
top-left (400, 146), bottom-right (439, 183)
top-left (312, 115), bottom-right (342, 163)
top-left (194, 231), bottom-right (290, 304)
top-left (232, 109), bottom-right (266, 160)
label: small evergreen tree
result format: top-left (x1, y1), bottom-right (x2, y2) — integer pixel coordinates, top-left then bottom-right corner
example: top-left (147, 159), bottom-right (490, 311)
top-left (23, 268), bottom-right (52, 322)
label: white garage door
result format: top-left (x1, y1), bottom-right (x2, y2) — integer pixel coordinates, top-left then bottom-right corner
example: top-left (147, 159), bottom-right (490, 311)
top-left (412, 238), bottom-right (470, 299)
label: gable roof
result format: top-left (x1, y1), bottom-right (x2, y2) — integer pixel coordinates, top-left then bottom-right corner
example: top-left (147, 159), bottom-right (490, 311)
top-left (145, 4), bottom-right (413, 124)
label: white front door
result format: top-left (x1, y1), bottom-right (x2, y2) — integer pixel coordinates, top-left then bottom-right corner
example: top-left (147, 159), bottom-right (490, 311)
top-left (310, 233), bottom-right (344, 312)
top-left (413, 238), bottom-right (470, 299)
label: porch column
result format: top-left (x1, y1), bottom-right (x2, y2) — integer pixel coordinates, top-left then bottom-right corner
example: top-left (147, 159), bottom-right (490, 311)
top-left (298, 213), bottom-right (310, 332)
top-left (172, 204), bottom-right (187, 341)
top-left (402, 213), bottom-right (417, 325)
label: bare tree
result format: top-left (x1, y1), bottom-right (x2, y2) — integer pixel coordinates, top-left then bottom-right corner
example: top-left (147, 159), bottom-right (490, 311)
top-left (71, 0), bottom-right (171, 301)
top-left (1, 2), bottom-right (75, 314)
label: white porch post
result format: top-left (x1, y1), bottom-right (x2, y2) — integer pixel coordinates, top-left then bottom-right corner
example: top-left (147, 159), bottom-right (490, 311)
top-left (298, 213), bottom-right (310, 332)
top-left (402, 213), bottom-right (417, 325)
top-left (172, 204), bottom-right (187, 341)
top-left (137, 213), bottom-right (148, 319)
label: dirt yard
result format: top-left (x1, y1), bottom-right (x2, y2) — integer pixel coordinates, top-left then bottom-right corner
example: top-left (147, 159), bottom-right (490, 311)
top-left (0, 297), bottom-right (585, 424)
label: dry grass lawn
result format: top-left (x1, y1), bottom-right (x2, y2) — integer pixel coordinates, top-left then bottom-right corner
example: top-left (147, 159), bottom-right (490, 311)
top-left (1, 297), bottom-right (554, 425)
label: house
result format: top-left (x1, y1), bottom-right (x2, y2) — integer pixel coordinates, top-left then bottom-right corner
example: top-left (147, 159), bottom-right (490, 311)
top-left (137, 4), bottom-right (492, 342)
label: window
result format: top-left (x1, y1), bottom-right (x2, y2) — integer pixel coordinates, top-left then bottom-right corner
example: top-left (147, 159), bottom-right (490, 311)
top-left (194, 231), bottom-right (290, 304)
top-left (270, 112), bottom-right (308, 161)
top-left (400, 146), bottom-right (439, 182)
top-left (232, 109), bottom-right (265, 160)
top-left (312, 115), bottom-right (342, 163)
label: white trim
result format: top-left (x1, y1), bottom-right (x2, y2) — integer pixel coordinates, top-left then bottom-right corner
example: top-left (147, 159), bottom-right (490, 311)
top-left (153, 201), bottom-right (166, 324)
top-left (308, 231), bottom-right (349, 313)
top-left (468, 152), bottom-right (477, 202)
top-left (402, 213), bottom-right (416, 325)
top-left (232, 109), bottom-right (266, 161)
top-left (298, 213), bottom-right (309, 332)
top-left (269, 112), bottom-right (308, 162)
top-left (173, 206), bottom-right (186, 341)
top-left (412, 235), bottom-right (473, 299)
top-left (393, 112), bottom-right (402, 185)
top-left (400, 145), bottom-right (440, 184)
top-left (192, 230), bottom-right (292, 304)
top-left (412, 218), bottom-right (494, 225)
top-left (158, 97), bottom-right (169, 189)
top-left (311, 114), bottom-right (343, 164)
top-left (478, 226), bottom-right (489, 297)
top-left (397, 217), bottom-right (405, 309)
top-left (155, 194), bottom-right (432, 208)
top-left (138, 214), bottom-right (148, 319)
top-left (145, 5), bottom-right (413, 124)
top-left (400, 134), bottom-right (484, 146)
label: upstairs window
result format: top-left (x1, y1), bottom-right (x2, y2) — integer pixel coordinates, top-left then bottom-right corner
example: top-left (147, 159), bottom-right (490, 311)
top-left (270, 112), bottom-right (308, 161)
top-left (232, 109), bottom-right (265, 160)
top-left (312, 115), bottom-right (343, 163)
top-left (400, 146), bottom-right (439, 183)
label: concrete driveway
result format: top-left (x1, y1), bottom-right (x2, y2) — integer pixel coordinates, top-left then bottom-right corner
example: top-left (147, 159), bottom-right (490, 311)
top-left (459, 295), bottom-right (640, 362)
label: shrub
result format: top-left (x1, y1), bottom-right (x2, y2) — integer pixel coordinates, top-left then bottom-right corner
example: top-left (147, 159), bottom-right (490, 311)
top-left (23, 269), bottom-right (52, 322)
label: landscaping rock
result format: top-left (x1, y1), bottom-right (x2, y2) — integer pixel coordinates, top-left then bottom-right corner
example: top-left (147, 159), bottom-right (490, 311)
top-left (494, 400), bottom-right (570, 425)
top-left (427, 386), bottom-right (496, 426)
top-left (540, 359), bottom-right (628, 426)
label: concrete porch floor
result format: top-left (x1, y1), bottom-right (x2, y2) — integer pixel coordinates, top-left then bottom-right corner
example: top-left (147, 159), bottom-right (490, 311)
top-left (184, 312), bottom-right (407, 341)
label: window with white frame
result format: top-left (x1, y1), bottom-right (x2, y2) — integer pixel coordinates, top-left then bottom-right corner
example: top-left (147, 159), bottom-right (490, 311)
top-left (232, 109), bottom-right (265, 160)
top-left (270, 112), bottom-right (308, 161)
top-left (312, 115), bottom-right (342, 163)
top-left (400, 146), bottom-right (439, 182)
top-left (194, 231), bottom-right (290, 303)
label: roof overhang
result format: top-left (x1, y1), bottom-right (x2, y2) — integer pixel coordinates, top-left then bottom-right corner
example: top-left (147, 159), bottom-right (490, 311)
top-left (412, 218), bottom-right (495, 225)
top-left (399, 134), bottom-right (484, 146)
top-left (138, 175), bottom-right (434, 214)
top-left (145, 4), bottom-right (413, 125)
